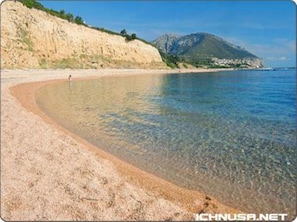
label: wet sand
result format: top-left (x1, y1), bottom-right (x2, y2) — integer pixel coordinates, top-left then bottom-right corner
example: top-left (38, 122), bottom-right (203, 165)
top-left (1, 68), bottom-right (239, 221)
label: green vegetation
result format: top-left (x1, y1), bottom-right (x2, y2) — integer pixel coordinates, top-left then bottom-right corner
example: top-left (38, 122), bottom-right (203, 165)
top-left (18, 0), bottom-right (44, 9)
top-left (18, 0), bottom-right (86, 25)
top-left (120, 29), bottom-right (127, 36)
top-left (120, 29), bottom-right (137, 41)
top-left (54, 58), bottom-right (76, 68)
top-left (17, 26), bottom-right (34, 51)
top-left (39, 58), bottom-right (47, 68)
top-left (131, 33), bottom-right (137, 40)
top-left (159, 50), bottom-right (180, 69)
top-left (92, 27), bottom-right (122, 36)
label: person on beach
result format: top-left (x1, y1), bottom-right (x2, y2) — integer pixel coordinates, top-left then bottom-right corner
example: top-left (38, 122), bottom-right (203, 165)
top-left (68, 74), bottom-right (72, 81)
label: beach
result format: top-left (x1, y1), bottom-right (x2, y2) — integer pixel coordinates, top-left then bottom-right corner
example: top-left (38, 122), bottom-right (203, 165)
top-left (1, 68), bottom-right (239, 221)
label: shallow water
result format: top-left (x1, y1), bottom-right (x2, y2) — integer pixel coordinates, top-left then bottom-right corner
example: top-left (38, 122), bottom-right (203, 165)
top-left (36, 69), bottom-right (296, 218)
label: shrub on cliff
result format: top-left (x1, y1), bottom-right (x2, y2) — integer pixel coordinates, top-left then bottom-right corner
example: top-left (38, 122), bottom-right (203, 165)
top-left (120, 29), bottom-right (127, 36)
top-left (131, 33), bottom-right (137, 40)
top-left (120, 29), bottom-right (137, 41)
top-left (75, 16), bottom-right (84, 25)
top-left (19, 0), bottom-right (45, 10)
top-left (125, 34), bottom-right (137, 41)
top-left (18, 0), bottom-right (84, 26)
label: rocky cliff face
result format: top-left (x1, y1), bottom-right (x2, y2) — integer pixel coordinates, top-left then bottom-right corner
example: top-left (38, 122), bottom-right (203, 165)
top-left (1, 1), bottom-right (166, 69)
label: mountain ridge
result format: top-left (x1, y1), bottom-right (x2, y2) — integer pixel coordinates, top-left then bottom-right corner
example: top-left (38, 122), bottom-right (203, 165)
top-left (153, 33), bottom-right (263, 68)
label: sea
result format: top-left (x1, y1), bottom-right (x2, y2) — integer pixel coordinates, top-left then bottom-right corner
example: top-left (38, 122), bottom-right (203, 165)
top-left (36, 68), bottom-right (296, 218)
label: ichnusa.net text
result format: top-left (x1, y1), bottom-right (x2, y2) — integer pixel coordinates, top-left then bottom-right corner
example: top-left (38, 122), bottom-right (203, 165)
top-left (194, 213), bottom-right (288, 221)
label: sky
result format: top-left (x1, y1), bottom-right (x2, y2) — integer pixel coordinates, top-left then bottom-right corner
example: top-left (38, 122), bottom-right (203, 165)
top-left (41, 1), bottom-right (296, 68)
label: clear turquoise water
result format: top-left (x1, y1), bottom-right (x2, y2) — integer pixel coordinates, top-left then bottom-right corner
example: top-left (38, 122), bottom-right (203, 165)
top-left (36, 69), bottom-right (296, 218)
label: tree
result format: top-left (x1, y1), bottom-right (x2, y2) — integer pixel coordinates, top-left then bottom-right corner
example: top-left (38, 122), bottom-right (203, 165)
top-left (60, 9), bottom-right (65, 15)
top-left (131, 33), bottom-right (137, 40)
top-left (125, 34), bottom-right (132, 41)
top-left (120, 29), bottom-right (127, 36)
top-left (66, 13), bottom-right (74, 22)
top-left (20, 0), bottom-right (44, 10)
top-left (75, 16), bottom-right (84, 25)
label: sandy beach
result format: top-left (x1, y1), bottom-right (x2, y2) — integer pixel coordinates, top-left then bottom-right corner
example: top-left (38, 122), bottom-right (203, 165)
top-left (1, 68), bottom-right (239, 221)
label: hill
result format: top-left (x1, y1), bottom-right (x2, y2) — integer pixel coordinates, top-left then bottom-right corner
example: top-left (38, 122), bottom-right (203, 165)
top-left (1, 1), bottom-right (166, 69)
top-left (152, 33), bottom-right (263, 68)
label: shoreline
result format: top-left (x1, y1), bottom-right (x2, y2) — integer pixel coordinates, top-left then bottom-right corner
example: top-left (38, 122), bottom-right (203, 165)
top-left (1, 68), bottom-right (240, 220)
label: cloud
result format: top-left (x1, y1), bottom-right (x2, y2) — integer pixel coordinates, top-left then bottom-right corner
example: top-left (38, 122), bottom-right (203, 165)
top-left (266, 56), bottom-right (290, 61)
top-left (272, 38), bottom-right (296, 51)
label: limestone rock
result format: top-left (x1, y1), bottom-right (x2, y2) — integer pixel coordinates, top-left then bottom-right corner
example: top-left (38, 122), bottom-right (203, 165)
top-left (1, 1), bottom-right (167, 69)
